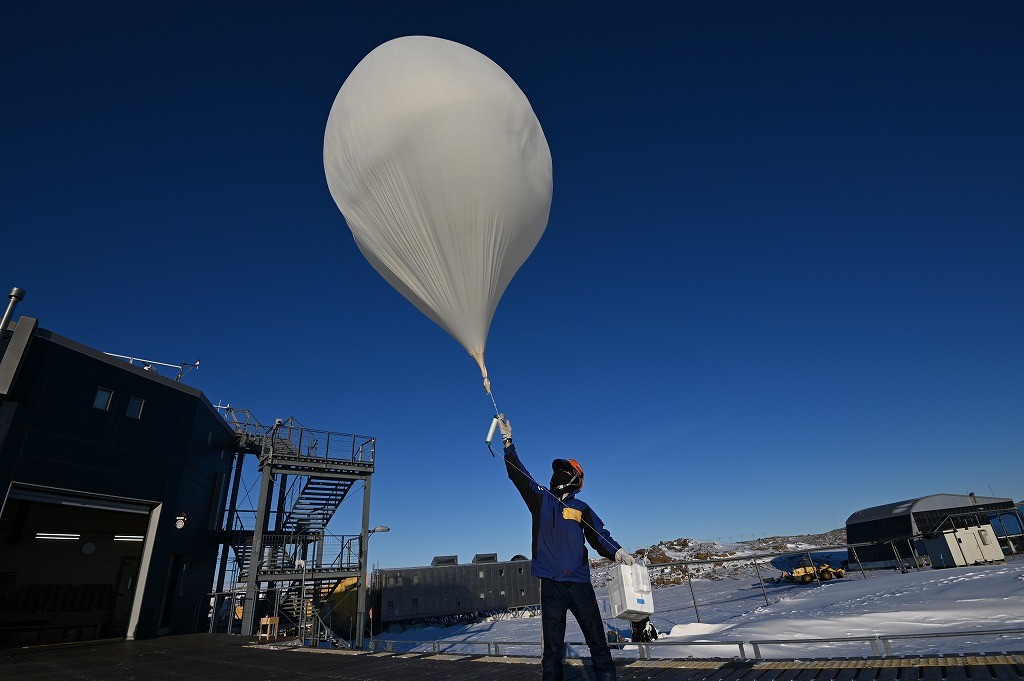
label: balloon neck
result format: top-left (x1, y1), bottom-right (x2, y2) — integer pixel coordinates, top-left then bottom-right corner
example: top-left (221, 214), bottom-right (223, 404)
top-left (471, 352), bottom-right (489, 390)
top-left (481, 364), bottom-right (492, 394)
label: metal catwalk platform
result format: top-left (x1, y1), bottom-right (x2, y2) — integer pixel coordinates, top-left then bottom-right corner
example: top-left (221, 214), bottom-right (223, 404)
top-left (2, 634), bottom-right (1023, 680)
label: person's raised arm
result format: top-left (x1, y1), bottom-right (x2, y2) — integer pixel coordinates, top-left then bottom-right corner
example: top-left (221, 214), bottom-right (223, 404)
top-left (500, 416), bottom-right (541, 512)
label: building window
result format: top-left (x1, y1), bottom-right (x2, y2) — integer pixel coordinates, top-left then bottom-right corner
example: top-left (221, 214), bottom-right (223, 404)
top-left (517, 567), bottom-right (523, 575)
top-left (500, 590), bottom-right (505, 598)
top-left (479, 570), bottom-right (484, 579)
top-left (127, 396), bottom-right (144, 419)
top-left (520, 589), bottom-right (525, 596)
top-left (499, 569), bottom-right (504, 576)
top-left (93, 387), bottom-right (113, 411)
top-left (479, 593), bottom-right (485, 600)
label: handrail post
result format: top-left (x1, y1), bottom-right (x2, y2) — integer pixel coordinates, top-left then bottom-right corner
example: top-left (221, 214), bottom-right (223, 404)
top-left (737, 642), bottom-right (746, 659)
top-left (752, 642), bottom-right (762, 660)
top-left (752, 560), bottom-right (770, 606)
top-left (881, 637), bottom-right (894, 656)
top-left (687, 573), bottom-right (701, 622)
top-left (869, 638), bottom-right (879, 656)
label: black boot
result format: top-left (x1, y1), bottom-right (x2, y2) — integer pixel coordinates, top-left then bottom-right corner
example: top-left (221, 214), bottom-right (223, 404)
top-left (593, 670), bottom-right (617, 681)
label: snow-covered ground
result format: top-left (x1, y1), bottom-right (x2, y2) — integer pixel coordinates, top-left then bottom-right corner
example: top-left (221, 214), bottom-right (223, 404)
top-left (373, 556), bottom-right (1024, 659)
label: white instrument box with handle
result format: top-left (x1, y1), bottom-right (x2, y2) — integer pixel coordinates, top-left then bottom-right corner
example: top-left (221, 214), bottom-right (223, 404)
top-left (608, 563), bottom-right (654, 621)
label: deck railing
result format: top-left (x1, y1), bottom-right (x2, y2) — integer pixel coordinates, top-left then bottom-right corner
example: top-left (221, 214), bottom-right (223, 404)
top-left (366, 625), bottom-right (1024, 659)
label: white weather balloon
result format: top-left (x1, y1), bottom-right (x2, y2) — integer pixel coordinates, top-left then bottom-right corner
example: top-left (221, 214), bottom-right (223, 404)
top-left (323, 36), bottom-right (552, 391)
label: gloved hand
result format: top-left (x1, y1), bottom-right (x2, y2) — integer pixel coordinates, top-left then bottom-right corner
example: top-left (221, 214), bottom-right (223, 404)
top-left (615, 548), bottom-right (635, 566)
top-left (498, 414), bottom-right (513, 444)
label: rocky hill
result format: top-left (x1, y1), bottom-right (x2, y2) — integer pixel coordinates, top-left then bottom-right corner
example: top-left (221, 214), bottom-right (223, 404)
top-left (590, 529), bottom-right (848, 587)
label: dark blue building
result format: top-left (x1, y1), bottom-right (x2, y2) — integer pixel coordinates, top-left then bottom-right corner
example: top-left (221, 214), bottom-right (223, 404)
top-left (0, 310), bottom-right (235, 644)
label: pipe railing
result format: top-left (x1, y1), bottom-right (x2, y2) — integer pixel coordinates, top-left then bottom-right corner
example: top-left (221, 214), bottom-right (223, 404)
top-left (365, 626), bottom-right (1024, 660)
top-left (215, 407), bottom-right (376, 465)
top-left (748, 626), bottom-right (1024, 659)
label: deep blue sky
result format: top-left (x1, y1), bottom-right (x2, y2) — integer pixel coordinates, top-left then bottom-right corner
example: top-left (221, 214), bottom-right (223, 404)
top-left (4, 2), bottom-right (1022, 569)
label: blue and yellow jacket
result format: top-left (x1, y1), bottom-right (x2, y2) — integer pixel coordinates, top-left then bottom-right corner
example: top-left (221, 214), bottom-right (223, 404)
top-left (504, 443), bottom-right (621, 582)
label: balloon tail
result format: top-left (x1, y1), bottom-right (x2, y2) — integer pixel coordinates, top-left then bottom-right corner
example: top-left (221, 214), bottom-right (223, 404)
top-left (472, 351), bottom-right (500, 417)
top-left (476, 354), bottom-right (494, 397)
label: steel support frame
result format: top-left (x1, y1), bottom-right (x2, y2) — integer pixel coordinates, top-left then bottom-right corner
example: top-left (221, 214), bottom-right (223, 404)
top-left (216, 451), bottom-right (246, 594)
top-left (240, 462), bottom-right (373, 638)
top-left (355, 474), bottom-right (372, 648)
top-left (241, 459), bottom-right (274, 636)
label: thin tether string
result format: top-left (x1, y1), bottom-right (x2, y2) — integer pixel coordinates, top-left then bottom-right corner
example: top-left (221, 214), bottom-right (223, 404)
top-left (485, 385), bottom-right (500, 457)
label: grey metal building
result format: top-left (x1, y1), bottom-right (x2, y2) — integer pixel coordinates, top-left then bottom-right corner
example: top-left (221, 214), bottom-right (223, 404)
top-left (846, 493), bottom-right (1020, 569)
top-left (371, 553), bottom-right (540, 628)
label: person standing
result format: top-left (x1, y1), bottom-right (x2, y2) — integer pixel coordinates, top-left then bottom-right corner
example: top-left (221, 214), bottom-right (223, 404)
top-left (499, 416), bottom-right (634, 681)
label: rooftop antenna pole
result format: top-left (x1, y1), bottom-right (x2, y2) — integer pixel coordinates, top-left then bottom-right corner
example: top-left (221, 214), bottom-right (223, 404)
top-left (0, 287), bottom-right (26, 337)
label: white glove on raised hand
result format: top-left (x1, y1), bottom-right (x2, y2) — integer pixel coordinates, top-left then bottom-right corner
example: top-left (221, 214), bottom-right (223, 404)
top-left (614, 548), bottom-right (635, 566)
top-left (499, 415), bottom-right (513, 444)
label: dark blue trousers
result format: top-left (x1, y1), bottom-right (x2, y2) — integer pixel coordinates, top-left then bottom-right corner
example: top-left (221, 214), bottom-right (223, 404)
top-left (540, 578), bottom-right (616, 681)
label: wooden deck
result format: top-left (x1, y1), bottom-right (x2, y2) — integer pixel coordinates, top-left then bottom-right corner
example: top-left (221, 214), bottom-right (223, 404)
top-left (2, 634), bottom-right (1022, 680)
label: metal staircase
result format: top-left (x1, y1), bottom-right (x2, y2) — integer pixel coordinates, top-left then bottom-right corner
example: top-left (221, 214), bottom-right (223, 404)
top-left (214, 407), bottom-right (375, 646)
top-left (282, 478), bottom-right (355, 532)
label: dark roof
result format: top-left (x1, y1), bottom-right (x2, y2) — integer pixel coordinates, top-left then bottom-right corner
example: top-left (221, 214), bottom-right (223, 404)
top-left (847, 493), bottom-right (1015, 525)
top-left (846, 497), bottom-right (921, 525)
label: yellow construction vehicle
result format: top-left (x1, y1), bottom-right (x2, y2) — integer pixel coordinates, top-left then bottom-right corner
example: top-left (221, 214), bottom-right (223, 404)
top-left (780, 563), bottom-right (846, 584)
